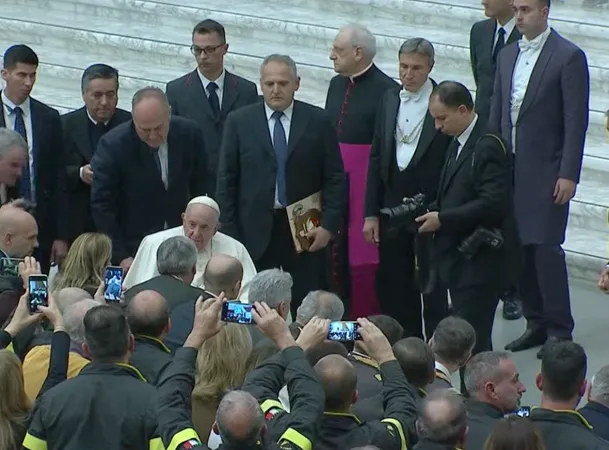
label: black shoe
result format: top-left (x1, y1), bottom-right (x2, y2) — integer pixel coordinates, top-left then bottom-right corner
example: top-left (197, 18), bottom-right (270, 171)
top-left (502, 297), bottom-right (523, 321)
top-left (505, 327), bottom-right (547, 352)
top-left (537, 336), bottom-right (571, 359)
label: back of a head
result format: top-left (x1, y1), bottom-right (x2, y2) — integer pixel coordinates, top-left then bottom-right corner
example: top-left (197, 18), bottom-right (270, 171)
top-left (541, 341), bottom-right (587, 403)
top-left (83, 305), bottom-right (131, 363)
top-left (248, 269), bottom-right (292, 309)
top-left (314, 354), bottom-right (357, 411)
top-left (368, 315), bottom-right (404, 346)
top-left (203, 254), bottom-right (244, 297)
top-left (484, 415), bottom-right (545, 450)
top-left (296, 290), bottom-right (344, 324)
top-left (589, 365), bottom-right (609, 406)
top-left (126, 290), bottom-right (169, 338)
top-left (393, 337), bottom-right (435, 388)
top-left (156, 236), bottom-right (197, 278)
top-left (418, 389), bottom-right (467, 446)
top-left (432, 316), bottom-right (476, 365)
top-left (216, 390), bottom-right (265, 447)
top-left (55, 232), bottom-right (112, 290)
top-left (54, 287), bottom-right (92, 314)
top-left (305, 341), bottom-right (349, 367)
top-left (63, 299), bottom-right (102, 346)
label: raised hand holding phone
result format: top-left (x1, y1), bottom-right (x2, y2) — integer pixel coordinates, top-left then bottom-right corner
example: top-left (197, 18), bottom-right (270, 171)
top-left (27, 275), bottom-right (49, 314)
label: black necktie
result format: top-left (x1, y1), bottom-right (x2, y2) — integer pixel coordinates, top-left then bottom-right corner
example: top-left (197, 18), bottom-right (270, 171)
top-left (493, 27), bottom-right (506, 62)
top-left (207, 81), bottom-right (220, 117)
top-left (447, 138), bottom-right (461, 166)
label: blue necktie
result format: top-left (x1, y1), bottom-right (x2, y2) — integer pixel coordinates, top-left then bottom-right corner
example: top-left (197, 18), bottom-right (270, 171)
top-left (272, 111), bottom-right (288, 207)
top-left (207, 82), bottom-right (220, 118)
top-left (493, 27), bottom-right (506, 62)
top-left (13, 106), bottom-right (32, 200)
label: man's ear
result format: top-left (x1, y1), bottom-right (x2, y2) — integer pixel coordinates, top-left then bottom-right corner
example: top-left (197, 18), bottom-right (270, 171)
top-left (536, 372), bottom-right (543, 392)
top-left (212, 422), bottom-right (220, 435)
top-left (82, 342), bottom-right (92, 359)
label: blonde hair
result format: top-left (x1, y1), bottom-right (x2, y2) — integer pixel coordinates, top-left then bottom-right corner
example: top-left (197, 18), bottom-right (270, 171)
top-left (0, 351), bottom-right (31, 450)
top-left (193, 323), bottom-right (253, 403)
top-left (52, 233), bottom-right (112, 293)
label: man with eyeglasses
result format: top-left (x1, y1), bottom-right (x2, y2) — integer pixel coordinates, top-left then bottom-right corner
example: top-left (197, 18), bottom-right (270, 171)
top-left (166, 19), bottom-right (258, 196)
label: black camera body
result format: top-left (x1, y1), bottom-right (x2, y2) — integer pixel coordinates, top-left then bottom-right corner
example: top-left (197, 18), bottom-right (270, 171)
top-left (380, 193), bottom-right (427, 233)
top-left (458, 226), bottom-right (504, 259)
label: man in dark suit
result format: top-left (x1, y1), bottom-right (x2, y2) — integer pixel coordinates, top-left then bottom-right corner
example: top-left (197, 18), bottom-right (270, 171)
top-left (0, 44), bottom-right (69, 273)
top-left (166, 19), bottom-right (258, 196)
top-left (62, 64), bottom-right (131, 242)
top-left (216, 54), bottom-right (345, 316)
top-left (489, 0), bottom-right (589, 358)
top-left (470, 0), bottom-right (523, 322)
top-left (417, 81), bottom-right (511, 357)
top-left (91, 87), bottom-right (207, 272)
top-left (364, 38), bottom-right (451, 340)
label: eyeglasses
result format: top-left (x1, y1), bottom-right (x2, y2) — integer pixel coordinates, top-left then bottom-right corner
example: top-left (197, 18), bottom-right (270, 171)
top-left (190, 44), bottom-right (225, 56)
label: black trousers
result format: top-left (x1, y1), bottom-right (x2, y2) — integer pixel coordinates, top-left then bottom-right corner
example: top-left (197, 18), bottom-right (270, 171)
top-left (377, 226), bottom-right (448, 340)
top-left (255, 210), bottom-right (327, 318)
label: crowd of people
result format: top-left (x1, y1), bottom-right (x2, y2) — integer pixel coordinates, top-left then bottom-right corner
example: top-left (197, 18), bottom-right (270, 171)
top-left (0, 0), bottom-right (607, 446)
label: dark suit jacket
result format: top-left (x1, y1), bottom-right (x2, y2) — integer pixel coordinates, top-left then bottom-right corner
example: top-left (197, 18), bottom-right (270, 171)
top-left (470, 19), bottom-right (520, 119)
top-left (489, 30), bottom-right (589, 245)
top-left (62, 107), bottom-right (131, 241)
top-left (465, 400), bottom-right (504, 450)
top-left (364, 84), bottom-right (451, 218)
top-left (0, 97), bottom-right (69, 251)
top-left (90, 117), bottom-right (208, 262)
top-left (433, 120), bottom-right (511, 289)
top-left (216, 101), bottom-right (346, 261)
top-left (166, 70), bottom-right (258, 195)
top-left (129, 335), bottom-right (173, 386)
top-left (579, 401), bottom-right (609, 442)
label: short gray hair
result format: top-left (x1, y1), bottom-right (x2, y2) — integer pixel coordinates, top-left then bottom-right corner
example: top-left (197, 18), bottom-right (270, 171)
top-left (260, 54), bottom-right (298, 80)
top-left (339, 24), bottom-right (377, 60)
top-left (590, 365), bottom-right (609, 406)
top-left (63, 299), bottom-right (101, 346)
top-left (132, 86), bottom-right (169, 109)
top-left (0, 127), bottom-right (27, 158)
top-left (398, 37), bottom-right (435, 66)
top-left (431, 316), bottom-right (476, 365)
top-left (216, 390), bottom-right (264, 446)
top-left (296, 290), bottom-right (344, 323)
top-left (248, 269), bottom-right (293, 308)
top-left (464, 351), bottom-right (511, 395)
top-left (156, 236), bottom-right (197, 276)
top-left (417, 389), bottom-right (467, 445)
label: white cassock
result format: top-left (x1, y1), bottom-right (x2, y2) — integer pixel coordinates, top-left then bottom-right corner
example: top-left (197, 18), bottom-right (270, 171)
top-left (123, 226), bottom-right (257, 301)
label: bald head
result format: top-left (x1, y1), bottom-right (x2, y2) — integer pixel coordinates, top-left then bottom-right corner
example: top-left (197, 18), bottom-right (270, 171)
top-left (55, 287), bottom-right (93, 314)
top-left (63, 299), bottom-right (100, 345)
top-left (0, 205), bottom-right (38, 257)
top-left (314, 354), bottom-right (357, 410)
top-left (204, 254), bottom-right (243, 298)
top-left (216, 390), bottom-right (265, 446)
top-left (417, 390), bottom-right (467, 446)
top-left (126, 290), bottom-right (169, 338)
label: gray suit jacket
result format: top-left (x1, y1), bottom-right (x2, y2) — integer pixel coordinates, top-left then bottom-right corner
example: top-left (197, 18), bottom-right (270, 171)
top-left (489, 29), bottom-right (589, 245)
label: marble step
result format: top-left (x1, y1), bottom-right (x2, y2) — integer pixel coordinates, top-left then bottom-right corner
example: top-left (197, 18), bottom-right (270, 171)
top-left (565, 225), bottom-right (607, 282)
top-left (569, 176), bottom-right (609, 233)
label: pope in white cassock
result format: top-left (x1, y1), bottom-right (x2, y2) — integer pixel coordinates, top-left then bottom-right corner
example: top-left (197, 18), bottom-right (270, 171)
top-left (123, 195), bottom-right (256, 300)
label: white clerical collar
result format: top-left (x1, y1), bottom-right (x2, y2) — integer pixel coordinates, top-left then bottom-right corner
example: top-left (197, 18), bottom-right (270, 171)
top-left (497, 16), bottom-right (516, 40)
top-left (435, 361), bottom-right (452, 377)
top-left (399, 78), bottom-right (433, 103)
top-left (265, 102), bottom-right (294, 122)
top-left (2, 90), bottom-right (30, 116)
top-left (197, 68), bottom-right (226, 93)
top-left (86, 109), bottom-right (110, 126)
top-left (457, 114), bottom-right (479, 149)
top-left (349, 63), bottom-right (373, 81)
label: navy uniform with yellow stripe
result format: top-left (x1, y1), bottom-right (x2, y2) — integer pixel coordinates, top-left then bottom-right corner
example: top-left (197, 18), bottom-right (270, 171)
top-left (129, 334), bottom-right (174, 385)
top-left (349, 351), bottom-right (383, 400)
top-left (529, 408), bottom-right (609, 450)
top-left (23, 362), bottom-right (162, 450)
top-left (315, 358), bottom-right (419, 450)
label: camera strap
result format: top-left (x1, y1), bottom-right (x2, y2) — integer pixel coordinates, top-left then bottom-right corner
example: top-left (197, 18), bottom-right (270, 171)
top-left (471, 133), bottom-right (508, 168)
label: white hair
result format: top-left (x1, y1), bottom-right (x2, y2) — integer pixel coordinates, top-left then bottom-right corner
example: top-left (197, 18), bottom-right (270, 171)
top-left (590, 365), bottom-right (609, 406)
top-left (296, 290), bottom-right (344, 324)
top-left (338, 23), bottom-right (377, 60)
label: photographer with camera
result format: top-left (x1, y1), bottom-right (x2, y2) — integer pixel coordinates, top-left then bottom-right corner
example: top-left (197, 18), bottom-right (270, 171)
top-left (416, 81), bottom-right (511, 361)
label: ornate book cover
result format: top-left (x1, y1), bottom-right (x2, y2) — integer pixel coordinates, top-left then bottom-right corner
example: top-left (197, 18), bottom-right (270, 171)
top-left (286, 191), bottom-right (322, 253)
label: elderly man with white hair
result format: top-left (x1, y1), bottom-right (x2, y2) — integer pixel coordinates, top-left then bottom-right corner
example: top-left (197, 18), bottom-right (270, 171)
top-left (324, 23), bottom-right (398, 319)
top-left (123, 195), bottom-right (256, 299)
top-left (579, 365), bottom-right (609, 441)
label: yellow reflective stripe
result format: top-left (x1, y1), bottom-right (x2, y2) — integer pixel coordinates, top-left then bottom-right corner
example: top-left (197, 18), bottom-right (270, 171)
top-left (382, 418), bottom-right (407, 450)
top-left (260, 399), bottom-right (284, 414)
top-left (149, 436), bottom-right (165, 450)
top-left (7, 341), bottom-right (15, 353)
top-left (167, 428), bottom-right (200, 450)
top-left (279, 428), bottom-right (312, 450)
top-left (22, 433), bottom-right (47, 450)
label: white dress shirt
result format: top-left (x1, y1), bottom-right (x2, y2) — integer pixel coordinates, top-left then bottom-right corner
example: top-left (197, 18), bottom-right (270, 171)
top-left (456, 114), bottom-right (479, 158)
top-left (2, 91), bottom-right (34, 195)
top-left (157, 142), bottom-right (169, 189)
top-left (494, 17), bottom-right (516, 49)
top-left (198, 69), bottom-right (225, 108)
top-left (395, 78), bottom-right (433, 170)
top-left (265, 102), bottom-right (294, 208)
top-left (510, 26), bottom-right (552, 150)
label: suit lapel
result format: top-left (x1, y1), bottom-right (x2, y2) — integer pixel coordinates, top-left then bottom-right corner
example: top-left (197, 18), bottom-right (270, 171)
top-left (166, 121), bottom-right (182, 189)
top-left (407, 113), bottom-right (437, 169)
top-left (73, 107), bottom-right (93, 160)
top-left (257, 103), bottom-right (275, 159)
top-left (29, 100), bottom-right (41, 179)
top-left (0, 98), bottom-right (5, 127)
top-left (383, 91), bottom-right (400, 178)
top-left (221, 71), bottom-right (238, 115)
top-left (287, 101), bottom-right (309, 158)
top-left (507, 27), bottom-right (521, 45)
top-left (517, 30), bottom-right (557, 122)
top-left (486, 20), bottom-right (498, 62)
top-left (185, 70), bottom-right (216, 123)
top-left (505, 45), bottom-right (520, 127)
top-left (441, 120), bottom-right (484, 195)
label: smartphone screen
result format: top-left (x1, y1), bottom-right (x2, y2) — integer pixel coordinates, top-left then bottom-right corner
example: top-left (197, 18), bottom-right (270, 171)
top-left (221, 301), bottom-right (254, 325)
top-left (104, 266), bottom-right (124, 303)
top-left (28, 275), bottom-right (48, 313)
top-left (515, 406), bottom-right (531, 417)
top-left (328, 321), bottom-right (361, 341)
top-left (0, 257), bottom-right (24, 277)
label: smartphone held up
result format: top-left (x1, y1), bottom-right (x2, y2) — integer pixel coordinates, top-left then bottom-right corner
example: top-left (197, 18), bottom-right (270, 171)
top-left (104, 266), bottom-right (124, 303)
top-left (28, 274), bottom-right (48, 313)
